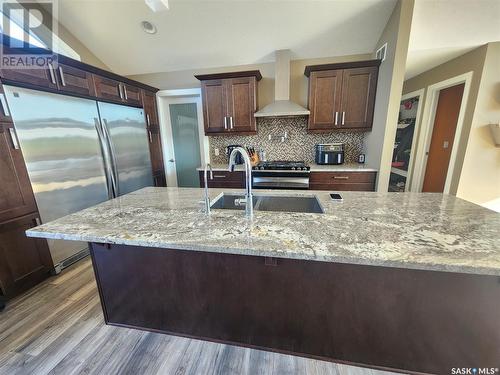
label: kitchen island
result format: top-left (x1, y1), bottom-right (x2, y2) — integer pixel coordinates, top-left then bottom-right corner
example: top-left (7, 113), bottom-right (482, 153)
top-left (27, 187), bottom-right (500, 374)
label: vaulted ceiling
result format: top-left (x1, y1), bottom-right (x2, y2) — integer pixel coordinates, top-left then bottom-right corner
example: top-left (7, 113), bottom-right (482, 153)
top-left (406, 0), bottom-right (500, 79)
top-left (55, 0), bottom-right (397, 76)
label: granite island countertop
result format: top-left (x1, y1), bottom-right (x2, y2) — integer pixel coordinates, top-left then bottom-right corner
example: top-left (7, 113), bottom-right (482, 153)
top-left (26, 187), bottom-right (500, 276)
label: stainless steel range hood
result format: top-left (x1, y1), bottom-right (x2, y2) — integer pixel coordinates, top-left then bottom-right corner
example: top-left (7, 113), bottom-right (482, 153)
top-left (254, 50), bottom-right (310, 117)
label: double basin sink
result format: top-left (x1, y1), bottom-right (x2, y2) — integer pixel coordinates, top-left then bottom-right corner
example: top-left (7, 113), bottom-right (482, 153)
top-left (210, 193), bottom-right (325, 214)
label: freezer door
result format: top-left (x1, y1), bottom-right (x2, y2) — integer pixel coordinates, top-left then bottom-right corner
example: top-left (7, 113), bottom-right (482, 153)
top-left (3, 86), bottom-right (110, 266)
top-left (97, 102), bottom-right (153, 196)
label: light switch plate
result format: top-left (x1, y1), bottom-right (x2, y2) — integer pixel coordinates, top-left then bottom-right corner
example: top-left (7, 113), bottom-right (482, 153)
top-left (214, 148), bottom-right (220, 156)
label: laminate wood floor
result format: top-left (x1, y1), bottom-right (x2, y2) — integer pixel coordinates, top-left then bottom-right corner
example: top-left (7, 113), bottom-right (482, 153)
top-left (0, 258), bottom-right (399, 375)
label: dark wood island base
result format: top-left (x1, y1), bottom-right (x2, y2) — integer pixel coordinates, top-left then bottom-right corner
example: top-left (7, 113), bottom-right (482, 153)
top-left (89, 243), bottom-right (500, 375)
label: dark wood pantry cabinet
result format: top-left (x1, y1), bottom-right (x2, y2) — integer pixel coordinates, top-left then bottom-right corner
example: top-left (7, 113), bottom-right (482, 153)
top-left (305, 60), bottom-right (379, 132)
top-left (0, 122), bottom-right (38, 223)
top-left (0, 213), bottom-right (53, 299)
top-left (196, 70), bottom-right (261, 135)
top-left (141, 89), bottom-right (166, 186)
top-left (0, 120), bottom-right (53, 299)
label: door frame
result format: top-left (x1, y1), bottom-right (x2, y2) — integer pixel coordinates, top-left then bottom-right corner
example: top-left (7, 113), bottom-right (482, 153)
top-left (411, 72), bottom-right (473, 193)
top-left (156, 88), bottom-right (208, 187)
top-left (399, 89), bottom-right (424, 192)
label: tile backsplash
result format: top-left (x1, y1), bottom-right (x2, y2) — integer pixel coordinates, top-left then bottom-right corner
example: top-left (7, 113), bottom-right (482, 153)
top-left (209, 117), bottom-right (364, 164)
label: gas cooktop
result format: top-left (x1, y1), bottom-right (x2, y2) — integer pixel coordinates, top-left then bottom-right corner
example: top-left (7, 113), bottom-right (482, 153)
top-left (253, 161), bottom-right (310, 171)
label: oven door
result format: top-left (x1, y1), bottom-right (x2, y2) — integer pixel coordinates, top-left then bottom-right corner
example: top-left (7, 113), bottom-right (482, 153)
top-left (252, 171), bottom-right (310, 190)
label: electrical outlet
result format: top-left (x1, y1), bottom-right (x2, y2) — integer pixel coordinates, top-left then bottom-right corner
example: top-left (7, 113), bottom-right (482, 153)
top-left (214, 148), bottom-right (220, 156)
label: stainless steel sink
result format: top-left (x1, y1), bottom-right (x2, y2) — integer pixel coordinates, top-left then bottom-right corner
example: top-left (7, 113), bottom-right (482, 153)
top-left (209, 193), bottom-right (257, 211)
top-left (210, 193), bottom-right (324, 214)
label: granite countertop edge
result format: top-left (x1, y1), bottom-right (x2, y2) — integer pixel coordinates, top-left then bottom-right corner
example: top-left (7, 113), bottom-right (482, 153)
top-left (25, 229), bottom-right (500, 277)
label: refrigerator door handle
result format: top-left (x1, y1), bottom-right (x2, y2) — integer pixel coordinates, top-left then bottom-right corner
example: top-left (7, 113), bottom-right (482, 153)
top-left (101, 118), bottom-right (120, 197)
top-left (94, 118), bottom-right (114, 199)
top-left (8, 127), bottom-right (20, 149)
top-left (0, 93), bottom-right (11, 117)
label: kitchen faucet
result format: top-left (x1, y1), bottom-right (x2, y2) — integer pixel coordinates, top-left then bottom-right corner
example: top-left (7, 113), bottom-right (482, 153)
top-left (228, 147), bottom-right (253, 218)
top-left (203, 163), bottom-right (213, 214)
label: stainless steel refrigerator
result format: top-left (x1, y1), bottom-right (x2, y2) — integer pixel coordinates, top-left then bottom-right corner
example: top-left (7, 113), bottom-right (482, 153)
top-left (3, 86), bottom-right (153, 271)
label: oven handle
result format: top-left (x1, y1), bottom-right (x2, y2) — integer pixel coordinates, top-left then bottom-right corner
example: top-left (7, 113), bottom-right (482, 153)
top-left (252, 176), bottom-right (310, 189)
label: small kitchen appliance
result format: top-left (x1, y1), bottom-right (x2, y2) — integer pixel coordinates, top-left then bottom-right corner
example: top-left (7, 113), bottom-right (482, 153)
top-left (315, 143), bottom-right (344, 165)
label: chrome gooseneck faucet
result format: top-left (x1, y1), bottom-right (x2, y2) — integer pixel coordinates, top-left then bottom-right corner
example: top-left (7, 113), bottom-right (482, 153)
top-left (228, 147), bottom-right (253, 218)
top-left (204, 163), bottom-right (213, 214)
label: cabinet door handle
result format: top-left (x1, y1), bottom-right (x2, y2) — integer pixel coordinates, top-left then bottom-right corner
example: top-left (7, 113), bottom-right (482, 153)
top-left (34, 217), bottom-right (41, 226)
top-left (334, 111), bottom-right (338, 125)
top-left (148, 130), bottom-right (153, 143)
top-left (333, 176), bottom-right (349, 180)
top-left (8, 127), bottom-right (20, 149)
top-left (118, 84), bottom-right (123, 99)
top-left (48, 63), bottom-right (56, 84)
top-left (58, 66), bottom-right (66, 86)
top-left (146, 113), bottom-right (150, 127)
top-left (213, 175), bottom-right (227, 178)
top-left (230, 116), bottom-right (233, 129)
top-left (0, 93), bottom-right (10, 117)
top-left (342, 111), bottom-right (345, 125)
top-left (123, 85), bottom-right (128, 100)
top-left (224, 116), bottom-right (228, 130)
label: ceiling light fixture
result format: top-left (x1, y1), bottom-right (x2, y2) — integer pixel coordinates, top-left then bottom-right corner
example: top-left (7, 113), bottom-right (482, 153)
top-left (145, 0), bottom-right (169, 12)
top-left (141, 21), bottom-right (157, 34)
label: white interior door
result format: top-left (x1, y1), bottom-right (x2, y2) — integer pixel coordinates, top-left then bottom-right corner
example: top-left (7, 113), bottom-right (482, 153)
top-left (157, 92), bottom-right (208, 187)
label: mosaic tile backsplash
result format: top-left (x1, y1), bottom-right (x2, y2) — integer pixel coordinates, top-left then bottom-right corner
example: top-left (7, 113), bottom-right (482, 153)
top-left (209, 117), bottom-right (364, 164)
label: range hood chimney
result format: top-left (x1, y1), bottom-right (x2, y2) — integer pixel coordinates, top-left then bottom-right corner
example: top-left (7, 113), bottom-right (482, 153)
top-left (254, 50), bottom-right (310, 117)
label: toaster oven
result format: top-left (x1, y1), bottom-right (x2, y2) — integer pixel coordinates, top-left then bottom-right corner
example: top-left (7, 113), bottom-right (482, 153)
top-left (315, 143), bottom-right (345, 165)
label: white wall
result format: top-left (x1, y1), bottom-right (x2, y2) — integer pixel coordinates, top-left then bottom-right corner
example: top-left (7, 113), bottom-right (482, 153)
top-left (456, 42), bottom-right (500, 210)
top-left (364, 0), bottom-right (414, 191)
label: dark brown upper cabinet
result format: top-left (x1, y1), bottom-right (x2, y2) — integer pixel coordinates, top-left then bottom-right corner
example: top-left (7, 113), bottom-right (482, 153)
top-left (0, 122), bottom-right (38, 223)
top-left (0, 65), bottom-right (58, 91)
top-left (94, 76), bottom-right (143, 107)
top-left (227, 77), bottom-right (257, 133)
top-left (122, 84), bottom-right (142, 106)
top-left (305, 60), bottom-right (380, 132)
top-left (56, 63), bottom-right (95, 97)
top-left (307, 70), bottom-right (343, 131)
top-left (94, 75), bottom-right (124, 103)
top-left (201, 79), bottom-right (226, 133)
top-left (196, 71), bottom-right (261, 136)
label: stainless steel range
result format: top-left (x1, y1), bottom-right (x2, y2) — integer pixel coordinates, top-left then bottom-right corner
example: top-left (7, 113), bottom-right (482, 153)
top-left (252, 161), bottom-right (310, 190)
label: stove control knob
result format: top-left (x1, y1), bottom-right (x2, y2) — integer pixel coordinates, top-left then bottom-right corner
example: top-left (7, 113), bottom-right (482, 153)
top-left (303, 167), bottom-right (308, 170)
top-left (260, 166), bottom-right (265, 170)
top-left (291, 167), bottom-right (296, 170)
